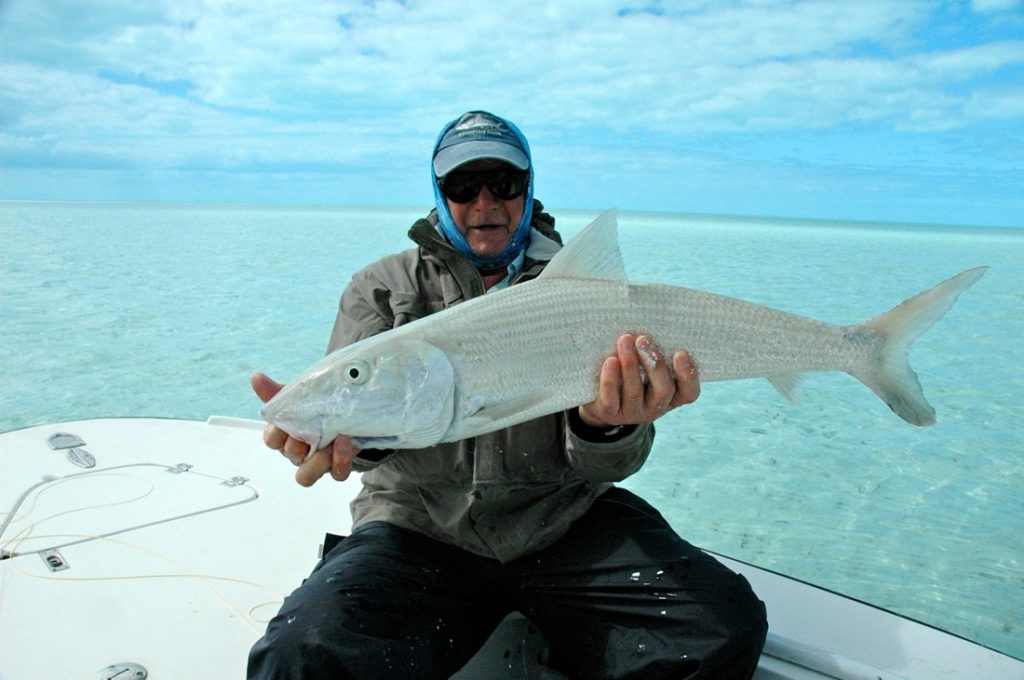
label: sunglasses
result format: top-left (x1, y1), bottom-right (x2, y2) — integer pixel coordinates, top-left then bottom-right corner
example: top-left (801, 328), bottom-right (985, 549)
top-left (438, 169), bottom-right (528, 204)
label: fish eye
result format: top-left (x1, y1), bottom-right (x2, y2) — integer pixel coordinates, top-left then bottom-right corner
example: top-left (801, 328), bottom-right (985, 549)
top-left (343, 359), bottom-right (371, 385)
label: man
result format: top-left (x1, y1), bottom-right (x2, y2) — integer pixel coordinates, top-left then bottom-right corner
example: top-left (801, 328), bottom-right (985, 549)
top-left (248, 111), bottom-right (767, 679)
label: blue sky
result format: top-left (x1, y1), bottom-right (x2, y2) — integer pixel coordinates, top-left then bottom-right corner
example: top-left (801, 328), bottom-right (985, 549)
top-left (1, 0), bottom-right (1022, 227)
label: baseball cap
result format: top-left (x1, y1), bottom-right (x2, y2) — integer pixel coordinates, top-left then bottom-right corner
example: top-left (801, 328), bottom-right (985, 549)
top-left (433, 111), bottom-right (530, 177)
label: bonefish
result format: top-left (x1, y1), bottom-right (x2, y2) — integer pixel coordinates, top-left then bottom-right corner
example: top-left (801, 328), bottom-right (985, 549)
top-left (262, 210), bottom-right (986, 451)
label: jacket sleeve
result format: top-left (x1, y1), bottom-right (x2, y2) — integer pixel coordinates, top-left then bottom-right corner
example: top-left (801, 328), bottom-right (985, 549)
top-left (563, 416), bottom-right (655, 483)
top-left (327, 268), bottom-right (397, 354)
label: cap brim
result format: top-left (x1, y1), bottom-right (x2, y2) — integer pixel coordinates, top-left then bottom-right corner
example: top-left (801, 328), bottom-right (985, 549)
top-left (433, 141), bottom-right (529, 177)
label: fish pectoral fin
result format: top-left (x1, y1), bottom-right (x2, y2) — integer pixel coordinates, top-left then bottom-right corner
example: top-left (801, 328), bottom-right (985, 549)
top-left (767, 373), bottom-right (804, 404)
top-left (458, 393), bottom-right (548, 433)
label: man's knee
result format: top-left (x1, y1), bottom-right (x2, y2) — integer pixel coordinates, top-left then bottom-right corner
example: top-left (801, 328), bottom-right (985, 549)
top-left (248, 620), bottom-right (349, 679)
top-left (706, 577), bottom-right (768, 679)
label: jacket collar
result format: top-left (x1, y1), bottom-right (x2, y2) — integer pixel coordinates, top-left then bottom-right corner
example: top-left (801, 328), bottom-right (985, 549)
top-left (408, 199), bottom-right (561, 276)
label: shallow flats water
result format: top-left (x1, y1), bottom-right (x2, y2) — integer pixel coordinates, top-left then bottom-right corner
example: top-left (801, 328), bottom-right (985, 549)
top-left (1, 201), bottom-right (1021, 660)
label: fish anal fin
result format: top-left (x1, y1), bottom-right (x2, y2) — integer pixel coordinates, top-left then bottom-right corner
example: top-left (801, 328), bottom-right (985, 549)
top-left (768, 373), bottom-right (804, 404)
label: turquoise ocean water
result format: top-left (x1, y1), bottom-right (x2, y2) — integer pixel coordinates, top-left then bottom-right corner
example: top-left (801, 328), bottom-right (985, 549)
top-left (2, 201), bottom-right (1022, 659)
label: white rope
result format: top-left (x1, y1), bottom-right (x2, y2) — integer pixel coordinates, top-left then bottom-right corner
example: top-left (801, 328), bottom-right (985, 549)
top-left (1, 469), bottom-right (285, 634)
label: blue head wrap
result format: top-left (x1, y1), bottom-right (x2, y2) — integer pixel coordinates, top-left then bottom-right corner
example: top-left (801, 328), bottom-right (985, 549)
top-left (431, 111), bottom-right (534, 271)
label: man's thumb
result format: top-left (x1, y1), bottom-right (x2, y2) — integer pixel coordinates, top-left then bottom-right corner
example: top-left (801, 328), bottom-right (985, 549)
top-left (251, 372), bottom-right (284, 404)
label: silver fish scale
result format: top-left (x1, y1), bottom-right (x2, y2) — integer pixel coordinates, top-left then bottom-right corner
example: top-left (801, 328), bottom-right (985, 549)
top-left (411, 276), bottom-right (883, 429)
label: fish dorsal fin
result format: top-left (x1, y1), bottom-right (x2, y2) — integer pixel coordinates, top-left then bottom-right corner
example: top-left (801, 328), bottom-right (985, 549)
top-left (538, 209), bottom-right (627, 281)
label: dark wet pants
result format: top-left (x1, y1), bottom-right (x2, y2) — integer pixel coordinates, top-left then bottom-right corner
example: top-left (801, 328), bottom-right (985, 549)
top-left (247, 488), bottom-right (767, 679)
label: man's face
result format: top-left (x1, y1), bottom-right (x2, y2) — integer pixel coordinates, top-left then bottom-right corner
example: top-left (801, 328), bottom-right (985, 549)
top-left (443, 159), bottom-right (526, 260)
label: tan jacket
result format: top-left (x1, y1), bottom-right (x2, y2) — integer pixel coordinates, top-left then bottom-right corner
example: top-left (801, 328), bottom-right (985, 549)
top-left (327, 202), bottom-right (655, 562)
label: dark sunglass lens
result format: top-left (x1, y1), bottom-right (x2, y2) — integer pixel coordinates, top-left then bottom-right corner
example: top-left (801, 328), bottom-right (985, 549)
top-left (441, 170), bottom-right (527, 203)
top-left (442, 175), bottom-right (483, 203)
top-left (490, 172), bottom-right (526, 200)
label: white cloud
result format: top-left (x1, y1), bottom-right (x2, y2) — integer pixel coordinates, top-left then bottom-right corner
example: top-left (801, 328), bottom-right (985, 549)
top-left (0, 0), bottom-right (1022, 214)
top-left (0, 59), bottom-right (439, 177)
top-left (21, 2), bottom-right (1011, 125)
top-left (971, 0), bottom-right (1022, 13)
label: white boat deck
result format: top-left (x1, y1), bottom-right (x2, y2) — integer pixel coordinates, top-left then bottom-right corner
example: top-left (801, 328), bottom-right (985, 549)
top-left (1, 417), bottom-right (1021, 679)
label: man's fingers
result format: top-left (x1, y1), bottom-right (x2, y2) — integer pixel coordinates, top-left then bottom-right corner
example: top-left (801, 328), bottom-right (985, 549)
top-left (283, 435), bottom-right (311, 464)
top-left (578, 355), bottom-right (621, 427)
top-left (253, 372), bottom-right (356, 487)
top-left (580, 336), bottom-right (701, 429)
top-left (670, 351), bottom-right (701, 408)
top-left (636, 335), bottom-right (674, 413)
top-left (599, 356), bottom-right (622, 413)
top-left (617, 334), bottom-right (645, 407)
top-left (262, 422), bottom-right (289, 451)
top-left (330, 436), bottom-right (358, 481)
top-left (295, 448), bottom-right (332, 487)
top-left (251, 372), bottom-right (284, 404)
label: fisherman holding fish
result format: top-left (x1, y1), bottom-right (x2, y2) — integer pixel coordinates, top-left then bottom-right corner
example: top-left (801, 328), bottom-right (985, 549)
top-left (248, 112), bottom-right (768, 679)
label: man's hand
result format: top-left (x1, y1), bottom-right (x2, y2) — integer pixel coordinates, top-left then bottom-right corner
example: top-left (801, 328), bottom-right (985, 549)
top-left (251, 372), bottom-right (360, 486)
top-left (578, 334), bottom-right (700, 428)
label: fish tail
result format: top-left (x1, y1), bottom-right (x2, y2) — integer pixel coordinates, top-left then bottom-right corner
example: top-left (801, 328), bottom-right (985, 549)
top-left (852, 266), bottom-right (988, 426)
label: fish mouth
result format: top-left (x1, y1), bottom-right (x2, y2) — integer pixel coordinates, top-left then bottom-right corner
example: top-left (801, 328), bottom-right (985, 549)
top-left (261, 410), bottom-right (325, 451)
